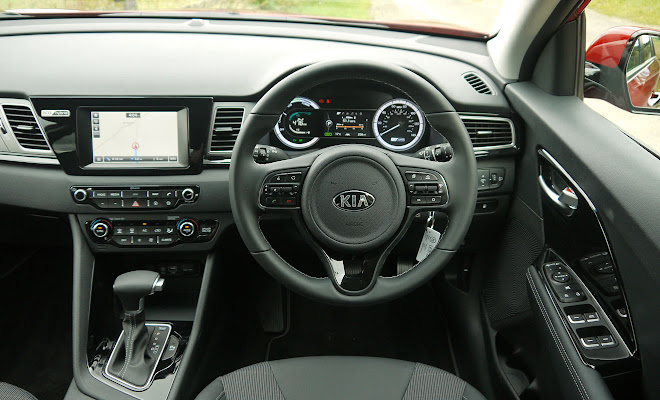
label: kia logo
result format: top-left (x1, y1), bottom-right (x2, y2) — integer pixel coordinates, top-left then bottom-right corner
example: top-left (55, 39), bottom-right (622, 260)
top-left (333, 190), bottom-right (375, 212)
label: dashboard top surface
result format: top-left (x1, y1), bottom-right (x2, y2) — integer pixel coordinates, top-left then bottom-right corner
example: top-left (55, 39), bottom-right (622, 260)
top-left (0, 18), bottom-right (509, 114)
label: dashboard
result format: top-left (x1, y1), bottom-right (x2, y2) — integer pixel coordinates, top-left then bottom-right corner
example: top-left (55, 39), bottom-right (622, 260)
top-left (0, 18), bottom-right (519, 226)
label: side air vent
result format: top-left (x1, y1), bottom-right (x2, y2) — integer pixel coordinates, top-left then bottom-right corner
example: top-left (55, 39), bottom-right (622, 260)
top-left (463, 72), bottom-right (493, 95)
top-left (461, 116), bottom-right (515, 149)
top-left (209, 107), bottom-right (245, 153)
top-left (1, 104), bottom-right (50, 151)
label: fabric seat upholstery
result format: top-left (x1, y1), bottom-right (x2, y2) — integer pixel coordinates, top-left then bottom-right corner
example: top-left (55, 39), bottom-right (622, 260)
top-left (194, 356), bottom-right (486, 400)
top-left (0, 382), bottom-right (38, 400)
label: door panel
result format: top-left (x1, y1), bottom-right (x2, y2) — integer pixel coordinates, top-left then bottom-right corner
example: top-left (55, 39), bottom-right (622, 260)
top-left (505, 81), bottom-right (660, 399)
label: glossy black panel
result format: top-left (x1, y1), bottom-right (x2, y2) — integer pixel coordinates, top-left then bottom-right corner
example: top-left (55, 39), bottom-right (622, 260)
top-left (32, 97), bottom-right (213, 175)
top-left (538, 152), bottom-right (636, 352)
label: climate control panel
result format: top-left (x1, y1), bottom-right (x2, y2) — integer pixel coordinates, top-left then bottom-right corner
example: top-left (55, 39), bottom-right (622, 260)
top-left (71, 185), bottom-right (199, 210)
top-left (84, 216), bottom-right (217, 247)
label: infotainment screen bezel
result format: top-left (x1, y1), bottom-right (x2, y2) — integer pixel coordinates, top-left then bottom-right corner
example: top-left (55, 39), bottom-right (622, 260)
top-left (33, 97), bottom-right (214, 176)
top-left (77, 106), bottom-right (189, 170)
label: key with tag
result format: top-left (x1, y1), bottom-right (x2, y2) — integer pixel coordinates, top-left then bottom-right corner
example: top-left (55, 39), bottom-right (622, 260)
top-left (416, 213), bottom-right (442, 262)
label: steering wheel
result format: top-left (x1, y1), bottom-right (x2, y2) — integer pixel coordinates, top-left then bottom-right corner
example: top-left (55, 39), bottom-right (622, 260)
top-left (229, 60), bottom-right (477, 305)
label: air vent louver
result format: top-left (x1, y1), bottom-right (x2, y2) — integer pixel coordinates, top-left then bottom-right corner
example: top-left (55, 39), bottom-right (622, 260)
top-left (461, 116), bottom-right (514, 149)
top-left (463, 72), bottom-right (493, 95)
top-left (2, 104), bottom-right (50, 150)
top-left (209, 107), bottom-right (244, 152)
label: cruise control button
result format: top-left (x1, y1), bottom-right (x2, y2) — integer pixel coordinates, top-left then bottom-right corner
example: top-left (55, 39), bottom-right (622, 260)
top-left (426, 195), bottom-right (442, 204)
top-left (411, 196), bottom-right (426, 205)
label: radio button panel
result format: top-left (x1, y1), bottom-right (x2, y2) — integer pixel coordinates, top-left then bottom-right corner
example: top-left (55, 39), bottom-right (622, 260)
top-left (72, 185), bottom-right (199, 210)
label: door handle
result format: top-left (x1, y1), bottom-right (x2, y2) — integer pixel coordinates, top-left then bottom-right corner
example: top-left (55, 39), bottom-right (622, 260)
top-left (538, 174), bottom-right (578, 215)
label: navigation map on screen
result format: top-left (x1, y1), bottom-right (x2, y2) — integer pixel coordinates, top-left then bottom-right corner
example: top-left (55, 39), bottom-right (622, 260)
top-left (91, 111), bottom-right (180, 164)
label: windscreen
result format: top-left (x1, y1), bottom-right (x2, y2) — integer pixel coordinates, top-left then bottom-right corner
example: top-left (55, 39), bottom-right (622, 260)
top-left (1, 0), bottom-right (504, 36)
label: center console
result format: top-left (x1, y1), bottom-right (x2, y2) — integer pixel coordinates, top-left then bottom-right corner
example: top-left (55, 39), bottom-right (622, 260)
top-left (25, 97), bottom-right (230, 400)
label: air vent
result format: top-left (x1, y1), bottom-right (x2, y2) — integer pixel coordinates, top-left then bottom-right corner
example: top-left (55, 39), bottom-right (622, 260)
top-left (209, 107), bottom-right (244, 153)
top-left (1, 104), bottom-right (50, 150)
top-left (463, 72), bottom-right (493, 95)
top-left (461, 116), bottom-right (515, 149)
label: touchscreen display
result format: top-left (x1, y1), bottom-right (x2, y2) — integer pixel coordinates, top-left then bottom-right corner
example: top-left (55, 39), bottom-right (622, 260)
top-left (91, 111), bottom-right (184, 166)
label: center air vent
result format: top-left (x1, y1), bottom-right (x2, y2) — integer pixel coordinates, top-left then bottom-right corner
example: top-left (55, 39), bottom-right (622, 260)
top-left (1, 104), bottom-right (50, 151)
top-left (209, 107), bottom-right (244, 153)
top-left (460, 116), bottom-right (515, 149)
top-left (463, 72), bottom-right (493, 95)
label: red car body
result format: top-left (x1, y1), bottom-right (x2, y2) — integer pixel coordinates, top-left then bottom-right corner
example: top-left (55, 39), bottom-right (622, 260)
top-left (586, 27), bottom-right (660, 108)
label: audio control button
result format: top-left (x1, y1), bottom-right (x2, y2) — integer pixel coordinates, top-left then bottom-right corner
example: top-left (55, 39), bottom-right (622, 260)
top-left (73, 189), bottom-right (88, 202)
top-left (181, 188), bottom-right (195, 201)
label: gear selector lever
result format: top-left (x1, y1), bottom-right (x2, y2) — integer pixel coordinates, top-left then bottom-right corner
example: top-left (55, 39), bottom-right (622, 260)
top-left (105, 271), bottom-right (166, 389)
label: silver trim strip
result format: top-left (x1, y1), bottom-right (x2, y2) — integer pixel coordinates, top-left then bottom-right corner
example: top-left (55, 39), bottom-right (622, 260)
top-left (459, 115), bottom-right (516, 151)
top-left (538, 148), bottom-right (637, 354)
top-left (0, 153), bottom-right (59, 165)
top-left (103, 322), bottom-right (172, 392)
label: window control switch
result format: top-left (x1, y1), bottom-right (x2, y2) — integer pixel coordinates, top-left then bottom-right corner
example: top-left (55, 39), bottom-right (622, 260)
top-left (568, 314), bottom-right (585, 324)
top-left (585, 312), bottom-right (600, 322)
top-left (580, 337), bottom-right (600, 348)
top-left (598, 335), bottom-right (616, 347)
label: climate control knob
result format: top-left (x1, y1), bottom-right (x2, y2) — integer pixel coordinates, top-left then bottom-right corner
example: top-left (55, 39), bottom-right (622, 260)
top-left (90, 219), bottom-right (112, 239)
top-left (176, 219), bottom-right (198, 238)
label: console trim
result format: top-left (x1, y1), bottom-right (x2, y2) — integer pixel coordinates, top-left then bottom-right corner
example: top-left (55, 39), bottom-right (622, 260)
top-left (103, 322), bottom-right (172, 392)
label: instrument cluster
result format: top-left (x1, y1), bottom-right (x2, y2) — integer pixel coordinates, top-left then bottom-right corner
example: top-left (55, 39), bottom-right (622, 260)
top-left (269, 80), bottom-right (438, 152)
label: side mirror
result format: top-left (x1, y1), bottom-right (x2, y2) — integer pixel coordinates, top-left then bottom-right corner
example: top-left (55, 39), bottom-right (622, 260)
top-left (584, 27), bottom-right (660, 114)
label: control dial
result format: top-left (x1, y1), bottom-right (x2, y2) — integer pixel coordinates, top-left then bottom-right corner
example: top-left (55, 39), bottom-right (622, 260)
top-left (73, 189), bottom-right (88, 202)
top-left (90, 219), bottom-right (112, 239)
top-left (177, 219), bottom-right (198, 238)
top-left (181, 188), bottom-right (195, 202)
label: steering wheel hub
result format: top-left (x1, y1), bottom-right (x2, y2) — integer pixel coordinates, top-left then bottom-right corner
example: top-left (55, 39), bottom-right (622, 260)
top-left (301, 146), bottom-right (406, 255)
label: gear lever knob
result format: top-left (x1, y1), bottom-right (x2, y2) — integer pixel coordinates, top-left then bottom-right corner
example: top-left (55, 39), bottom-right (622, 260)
top-left (113, 270), bottom-right (164, 313)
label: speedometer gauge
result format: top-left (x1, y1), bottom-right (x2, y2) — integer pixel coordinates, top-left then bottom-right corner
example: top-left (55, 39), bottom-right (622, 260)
top-left (274, 97), bottom-right (320, 149)
top-left (373, 99), bottom-right (425, 151)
